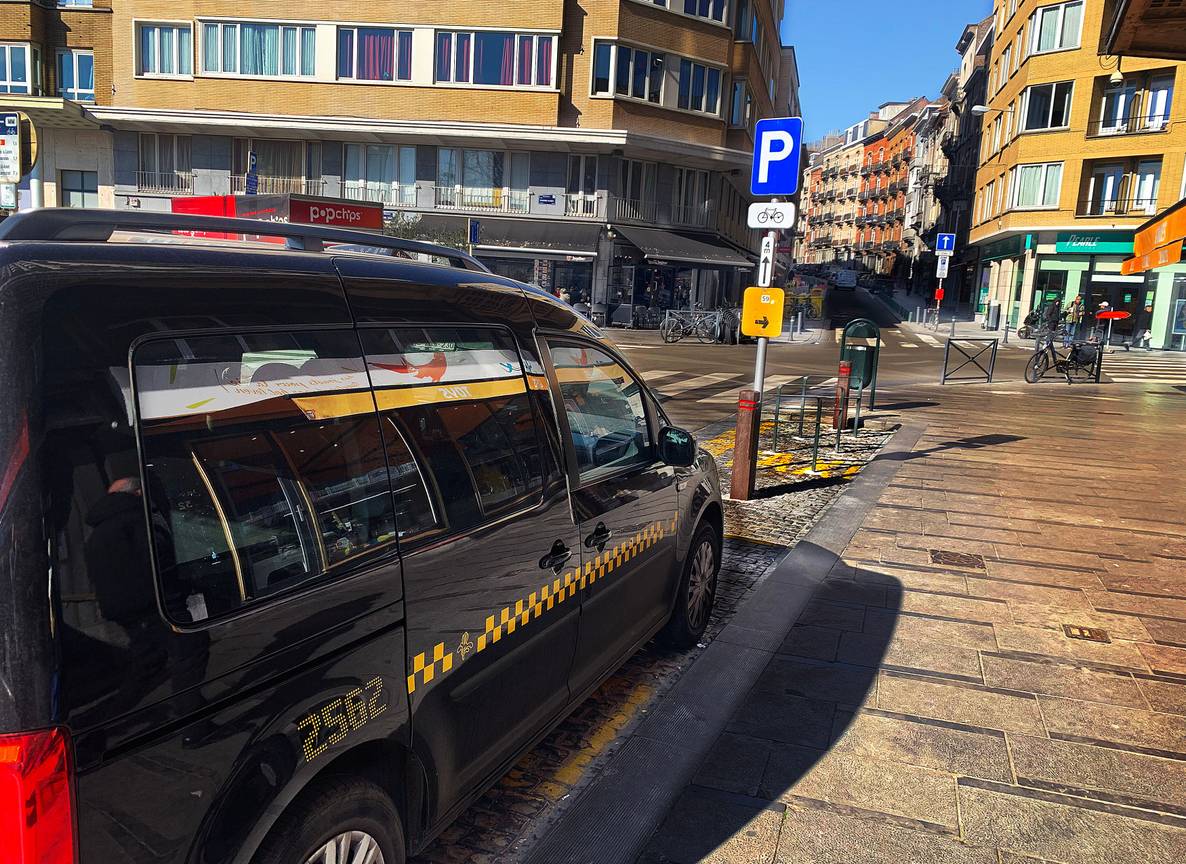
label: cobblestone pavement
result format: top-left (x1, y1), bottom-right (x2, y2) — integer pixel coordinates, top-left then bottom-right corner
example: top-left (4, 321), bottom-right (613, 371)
top-left (411, 416), bottom-right (896, 863)
top-left (638, 384), bottom-right (1186, 864)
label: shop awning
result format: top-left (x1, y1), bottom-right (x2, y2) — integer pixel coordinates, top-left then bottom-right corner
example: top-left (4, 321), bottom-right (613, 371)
top-left (1121, 197), bottom-right (1186, 274)
top-left (615, 226), bottom-right (754, 268)
top-left (405, 214), bottom-right (600, 261)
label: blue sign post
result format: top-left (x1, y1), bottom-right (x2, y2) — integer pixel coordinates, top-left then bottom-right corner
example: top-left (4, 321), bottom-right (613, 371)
top-left (936, 233), bottom-right (956, 254)
top-left (468, 218), bottom-right (481, 245)
top-left (750, 117), bottom-right (804, 197)
top-left (735, 116), bottom-right (804, 503)
top-left (245, 150), bottom-right (258, 195)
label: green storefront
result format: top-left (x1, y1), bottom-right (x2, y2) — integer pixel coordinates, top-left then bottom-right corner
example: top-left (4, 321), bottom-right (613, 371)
top-left (1033, 231), bottom-right (1176, 348)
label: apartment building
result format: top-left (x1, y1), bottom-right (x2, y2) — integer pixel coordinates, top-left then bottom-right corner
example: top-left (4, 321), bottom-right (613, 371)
top-left (802, 105), bottom-right (915, 266)
top-left (970, 0), bottom-right (1186, 348)
top-left (0, 0), bottom-right (798, 324)
top-left (908, 17), bottom-right (993, 302)
top-left (856, 100), bottom-right (925, 276)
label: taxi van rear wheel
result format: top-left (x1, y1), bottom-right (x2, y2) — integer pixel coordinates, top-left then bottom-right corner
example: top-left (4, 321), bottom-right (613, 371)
top-left (660, 522), bottom-right (719, 648)
top-left (254, 776), bottom-right (405, 864)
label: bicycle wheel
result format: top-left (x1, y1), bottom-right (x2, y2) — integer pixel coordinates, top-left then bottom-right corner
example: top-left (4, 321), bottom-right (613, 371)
top-left (660, 319), bottom-right (683, 343)
top-left (1024, 352), bottom-right (1049, 383)
top-left (696, 320), bottom-right (720, 344)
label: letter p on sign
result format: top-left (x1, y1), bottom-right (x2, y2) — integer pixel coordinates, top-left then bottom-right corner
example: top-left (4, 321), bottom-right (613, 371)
top-left (751, 117), bottom-right (803, 197)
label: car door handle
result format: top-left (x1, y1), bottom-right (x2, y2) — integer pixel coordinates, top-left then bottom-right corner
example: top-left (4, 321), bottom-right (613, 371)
top-left (539, 539), bottom-right (573, 573)
top-left (584, 522), bottom-right (613, 550)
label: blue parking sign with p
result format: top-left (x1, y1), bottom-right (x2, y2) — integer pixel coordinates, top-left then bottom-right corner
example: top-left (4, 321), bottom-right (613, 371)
top-left (751, 117), bottom-right (803, 197)
top-left (936, 233), bottom-right (956, 253)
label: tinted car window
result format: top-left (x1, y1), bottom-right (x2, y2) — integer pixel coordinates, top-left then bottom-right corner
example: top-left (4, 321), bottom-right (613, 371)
top-left (134, 330), bottom-right (397, 623)
top-left (548, 342), bottom-right (652, 480)
top-left (359, 326), bottom-right (545, 544)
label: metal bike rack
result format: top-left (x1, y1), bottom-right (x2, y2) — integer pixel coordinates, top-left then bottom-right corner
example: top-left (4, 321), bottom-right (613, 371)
top-left (941, 338), bottom-right (999, 384)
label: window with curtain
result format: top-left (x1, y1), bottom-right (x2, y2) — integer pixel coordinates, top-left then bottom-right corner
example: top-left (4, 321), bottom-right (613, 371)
top-left (1144, 74), bottom-right (1174, 130)
top-left (1010, 161), bottom-right (1062, 209)
top-left (201, 20), bottom-right (314, 77)
top-left (344, 143), bottom-right (416, 204)
top-left (474, 32), bottom-right (514, 86)
top-left (1028, 1), bottom-right (1082, 55)
top-left (246, 139), bottom-right (304, 179)
top-left (337, 27), bottom-right (410, 82)
top-left (138, 24), bottom-right (193, 76)
top-left (139, 133), bottom-right (192, 177)
top-left (57, 49), bottom-right (94, 102)
top-left (436, 31), bottom-right (553, 87)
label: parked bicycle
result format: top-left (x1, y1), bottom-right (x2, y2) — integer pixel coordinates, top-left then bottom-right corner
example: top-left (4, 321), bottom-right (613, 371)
top-left (660, 309), bottom-right (722, 344)
top-left (1024, 336), bottom-right (1100, 384)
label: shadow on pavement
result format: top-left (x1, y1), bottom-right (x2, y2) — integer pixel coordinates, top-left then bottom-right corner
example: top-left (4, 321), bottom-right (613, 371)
top-left (751, 475), bottom-right (852, 497)
top-left (879, 433), bottom-right (1025, 461)
top-left (869, 400), bottom-right (940, 411)
top-left (638, 552), bottom-right (904, 863)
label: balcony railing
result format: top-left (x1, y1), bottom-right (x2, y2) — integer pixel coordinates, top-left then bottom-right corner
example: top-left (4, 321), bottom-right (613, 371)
top-left (672, 202), bottom-right (716, 229)
top-left (434, 186), bottom-right (531, 214)
top-left (136, 170), bottom-right (193, 194)
top-left (610, 197), bottom-right (658, 223)
top-left (231, 175), bottom-right (326, 195)
top-left (566, 193), bottom-right (601, 218)
top-left (342, 183), bottom-right (417, 207)
top-left (1077, 196), bottom-right (1160, 217)
top-left (1087, 113), bottom-right (1172, 138)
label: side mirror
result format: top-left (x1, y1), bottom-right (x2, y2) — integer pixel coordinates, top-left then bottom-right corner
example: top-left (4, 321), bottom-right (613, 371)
top-left (658, 426), bottom-right (696, 468)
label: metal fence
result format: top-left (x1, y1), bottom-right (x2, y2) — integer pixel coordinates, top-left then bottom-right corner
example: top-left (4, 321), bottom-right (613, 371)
top-left (941, 338), bottom-right (999, 384)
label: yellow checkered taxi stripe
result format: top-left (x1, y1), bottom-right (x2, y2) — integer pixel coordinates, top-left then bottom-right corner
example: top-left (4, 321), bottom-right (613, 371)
top-left (406, 514), bottom-right (679, 694)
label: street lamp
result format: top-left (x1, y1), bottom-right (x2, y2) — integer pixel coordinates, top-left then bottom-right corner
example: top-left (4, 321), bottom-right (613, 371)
top-left (970, 105), bottom-right (1015, 116)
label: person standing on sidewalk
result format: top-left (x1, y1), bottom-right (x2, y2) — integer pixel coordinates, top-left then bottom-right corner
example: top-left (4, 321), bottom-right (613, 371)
top-left (1064, 294), bottom-right (1084, 346)
top-left (1128, 303), bottom-right (1154, 350)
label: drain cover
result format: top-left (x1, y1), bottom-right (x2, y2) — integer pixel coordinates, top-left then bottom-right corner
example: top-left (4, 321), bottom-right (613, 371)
top-left (1063, 624), bottom-right (1111, 643)
top-left (929, 550), bottom-right (986, 569)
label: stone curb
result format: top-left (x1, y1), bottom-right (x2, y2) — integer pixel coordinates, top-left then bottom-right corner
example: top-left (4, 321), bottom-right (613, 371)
top-left (520, 421), bottom-right (927, 864)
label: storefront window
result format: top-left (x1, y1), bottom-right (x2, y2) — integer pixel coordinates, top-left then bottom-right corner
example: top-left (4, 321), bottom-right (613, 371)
top-left (1167, 273), bottom-right (1186, 351)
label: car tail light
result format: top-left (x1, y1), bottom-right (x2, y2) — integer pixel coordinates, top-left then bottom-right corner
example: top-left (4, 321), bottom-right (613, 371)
top-left (0, 728), bottom-right (76, 864)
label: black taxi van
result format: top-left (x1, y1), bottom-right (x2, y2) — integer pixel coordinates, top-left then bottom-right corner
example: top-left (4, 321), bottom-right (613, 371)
top-left (0, 210), bottom-right (722, 864)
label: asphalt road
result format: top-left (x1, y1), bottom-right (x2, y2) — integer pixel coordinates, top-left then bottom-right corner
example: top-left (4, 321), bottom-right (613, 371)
top-left (609, 287), bottom-right (1034, 432)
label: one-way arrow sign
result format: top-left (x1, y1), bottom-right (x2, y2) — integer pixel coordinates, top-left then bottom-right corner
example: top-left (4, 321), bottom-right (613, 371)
top-left (758, 235), bottom-right (775, 287)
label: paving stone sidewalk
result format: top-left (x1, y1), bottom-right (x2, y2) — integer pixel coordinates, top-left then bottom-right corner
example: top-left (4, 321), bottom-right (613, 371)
top-left (638, 386), bottom-right (1186, 864)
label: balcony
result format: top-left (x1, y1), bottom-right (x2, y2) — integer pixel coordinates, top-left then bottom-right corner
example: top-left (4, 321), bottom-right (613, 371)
top-left (231, 175), bottom-right (326, 195)
top-left (342, 183), bottom-right (417, 208)
top-left (434, 186), bottom-right (531, 214)
top-left (136, 170), bottom-right (194, 195)
top-left (1087, 112), bottom-right (1172, 138)
top-left (672, 202), bottom-right (717, 229)
top-left (566, 193), bottom-right (601, 218)
top-left (1077, 196), bottom-right (1160, 217)
top-left (860, 165), bottom-right (874, 176)
top-left (611, 197), bottom-right (659, 223)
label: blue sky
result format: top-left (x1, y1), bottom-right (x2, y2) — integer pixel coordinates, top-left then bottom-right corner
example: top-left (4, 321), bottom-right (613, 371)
top-left (781, 1), bottom-right (993, 141)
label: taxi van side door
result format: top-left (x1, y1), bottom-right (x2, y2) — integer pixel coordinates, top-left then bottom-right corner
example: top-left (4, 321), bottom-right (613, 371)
top-left (356, 320), bottom-right (582, 830)
top-left (541, 338), bottom-right (681, 698)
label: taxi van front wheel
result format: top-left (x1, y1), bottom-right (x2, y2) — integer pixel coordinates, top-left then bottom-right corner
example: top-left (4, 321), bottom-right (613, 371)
top-left (254, 776), bottom-right (405, 864)
top-left (660, 522), bottom-right (720, 648)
